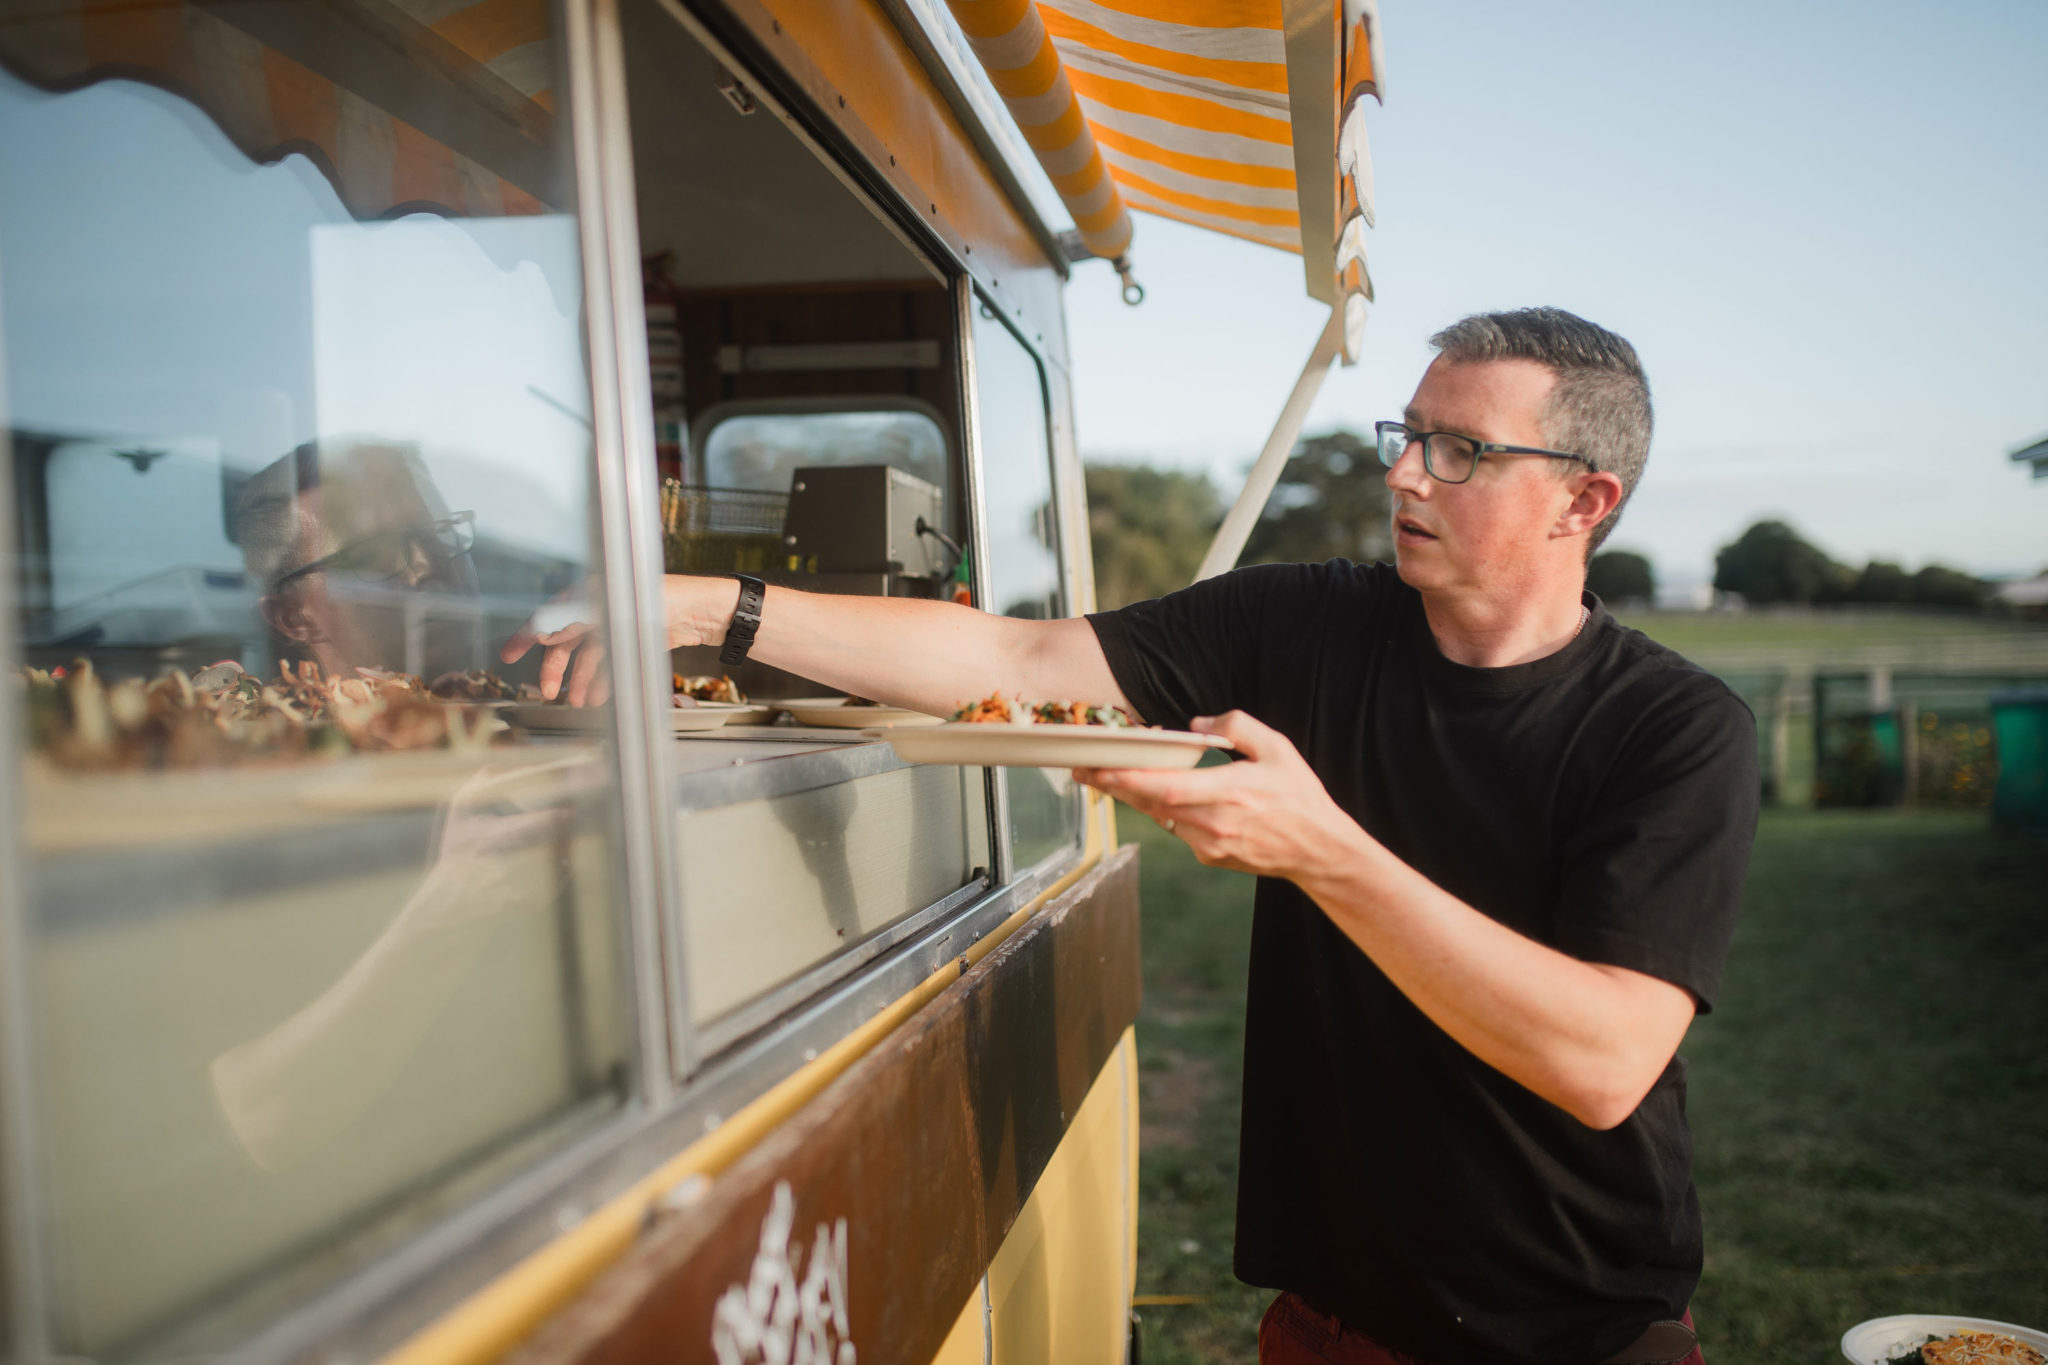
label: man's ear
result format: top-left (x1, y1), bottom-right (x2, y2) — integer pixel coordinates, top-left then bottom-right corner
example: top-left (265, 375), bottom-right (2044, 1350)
top-left (260, 593), bottom-right (325, 645)
top-left (1553, 471), bottom-right (1625, 541)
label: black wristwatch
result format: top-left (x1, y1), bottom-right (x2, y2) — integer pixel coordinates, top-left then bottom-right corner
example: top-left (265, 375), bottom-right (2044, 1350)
top-left (719, 573), bottom-right (766, 666)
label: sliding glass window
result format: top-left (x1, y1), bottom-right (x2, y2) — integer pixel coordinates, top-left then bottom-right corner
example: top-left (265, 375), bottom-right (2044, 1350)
top-left (969, 297), bottom-right (1081, 873)
top-left (0, 7), bottom-right (635, 1357)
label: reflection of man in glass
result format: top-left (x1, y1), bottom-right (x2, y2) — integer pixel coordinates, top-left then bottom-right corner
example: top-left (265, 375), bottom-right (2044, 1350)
top-left (234, 440), bottom-right (482, 679)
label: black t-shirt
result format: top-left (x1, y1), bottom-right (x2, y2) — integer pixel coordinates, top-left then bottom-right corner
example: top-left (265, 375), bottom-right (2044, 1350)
top-left (1089, 561), bottom-right (1757, 1365)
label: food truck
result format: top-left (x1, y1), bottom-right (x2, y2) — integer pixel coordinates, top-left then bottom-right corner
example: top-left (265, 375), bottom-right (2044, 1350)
top-left (0, 0), bottom-right (1381, 1361)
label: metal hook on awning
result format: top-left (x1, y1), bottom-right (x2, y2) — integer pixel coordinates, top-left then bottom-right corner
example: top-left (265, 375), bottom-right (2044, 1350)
top-left (1113, 256), bottom-right (1144, 306)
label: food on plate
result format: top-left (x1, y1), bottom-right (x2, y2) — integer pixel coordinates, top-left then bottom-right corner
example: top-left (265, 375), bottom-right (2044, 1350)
top-left (842, 695), bottom-right (883, 708)
top-left (427, 669), bottom-right (532, 702)
top-left (949, 694), bottom-right (1139, 727)
top-left (674, 673), bottom-right (744, 704)
top-left (1889, 1333), bottom-right (2047, 1365)
top-left (19, 658), bottom-right (507, 768)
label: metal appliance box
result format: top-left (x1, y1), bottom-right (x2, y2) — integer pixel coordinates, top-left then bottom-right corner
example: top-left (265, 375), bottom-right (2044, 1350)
top-left (780, 465), bottom-right (948, 580)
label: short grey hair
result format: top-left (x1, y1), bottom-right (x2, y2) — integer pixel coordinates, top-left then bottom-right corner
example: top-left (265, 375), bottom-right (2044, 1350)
top-left (1428, 308), bottom-right (1652, 554)
top-left (232, 439), bottom-right (433, 590)
top-left (232, 441), bottom-right (324, 591)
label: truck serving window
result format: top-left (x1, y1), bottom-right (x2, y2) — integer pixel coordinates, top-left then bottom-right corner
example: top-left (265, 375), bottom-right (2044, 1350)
top-left (616, 0), bottom-right (997, 1058)
top-left (0, 7), bottom-right (635, 1360)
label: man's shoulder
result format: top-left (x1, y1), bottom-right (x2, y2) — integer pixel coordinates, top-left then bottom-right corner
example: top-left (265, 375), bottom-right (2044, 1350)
top-left (1586, 618), bottom-right (1757, 743)
top-left (1105, 557), bottom-right (1401, 625)
top-left (1221, 556), bottom-right (1397, 587)
top-left (1214, 557), bottom-right (1402, 605)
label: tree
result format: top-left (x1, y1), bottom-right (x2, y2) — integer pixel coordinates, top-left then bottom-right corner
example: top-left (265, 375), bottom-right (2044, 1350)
top-left (1587, 550), bottom-right (1655, 605)
top-left (1240, 431), bottom-right (1393, 569)
top-left (1712, 520), bottom-right (1851, 604)
top-left (1908, 564), bottom-right (1986, 611)
top-left (1846, 560), bottom-right (1911, 604)
top-left (1084, 463), bottom-right (1221, 609)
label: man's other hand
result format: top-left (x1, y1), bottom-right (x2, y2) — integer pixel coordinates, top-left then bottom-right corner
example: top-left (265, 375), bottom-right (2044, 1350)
top-left (1077, 711), bottom-right (1357, 881)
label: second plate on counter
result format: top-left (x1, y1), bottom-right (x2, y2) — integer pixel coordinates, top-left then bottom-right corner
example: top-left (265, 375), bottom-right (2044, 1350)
top-left (777, 698), bottom-right (945, 729)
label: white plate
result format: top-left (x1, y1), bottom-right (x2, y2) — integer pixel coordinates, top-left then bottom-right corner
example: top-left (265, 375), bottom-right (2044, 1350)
top-left (1842, 1315), bottom-right (2048, 1364)
top-left (778, 698), bottom-right (944, 729)
top-left (508, 704), bottom-right (730, 733)
top-left (878, 723), bottom-right (1232, 769)
top-left (696, 701), bottom-right (777, 726)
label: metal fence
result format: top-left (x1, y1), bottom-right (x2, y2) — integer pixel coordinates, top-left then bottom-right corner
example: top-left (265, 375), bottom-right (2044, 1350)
top-left (1709, 668), bottom-right (2043, 810)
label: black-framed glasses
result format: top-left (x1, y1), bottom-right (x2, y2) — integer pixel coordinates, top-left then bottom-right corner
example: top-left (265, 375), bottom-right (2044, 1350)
top-left (273, 511), bottom-right (477, 589)
top-left (1374, 421), bottom-right (1595, 485)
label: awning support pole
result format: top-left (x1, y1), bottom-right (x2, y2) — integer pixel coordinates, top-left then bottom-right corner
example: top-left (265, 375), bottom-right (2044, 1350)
top-left (1193, 305), bottom-right (1346, 583)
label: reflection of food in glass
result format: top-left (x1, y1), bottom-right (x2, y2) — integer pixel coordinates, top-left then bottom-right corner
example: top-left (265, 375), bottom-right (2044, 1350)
top-left (949, 694), bottom-right (1138, 727)
top-left (674, 672), bottom-right (744, 704)
top-left (429, 669), bottom-right (542, 702)
top-left (19, 658), bottom-right (507, 767)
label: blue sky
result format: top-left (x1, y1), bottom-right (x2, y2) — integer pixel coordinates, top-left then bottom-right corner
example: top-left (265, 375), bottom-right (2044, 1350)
top-left (1059, 0), bottom-right (2048, 586)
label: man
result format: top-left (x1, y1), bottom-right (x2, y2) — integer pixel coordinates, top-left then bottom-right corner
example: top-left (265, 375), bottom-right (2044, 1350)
top-left (518, 308), bottom-right (1756, 1365)
top-left (235, 438), bottom-right (485, 682)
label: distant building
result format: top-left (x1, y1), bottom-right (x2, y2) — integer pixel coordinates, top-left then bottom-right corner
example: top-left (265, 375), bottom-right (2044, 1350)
top-left (1993, 574), bottom-right (2048, 611)
top-left (2014, 434), bottom-right (2048, 480)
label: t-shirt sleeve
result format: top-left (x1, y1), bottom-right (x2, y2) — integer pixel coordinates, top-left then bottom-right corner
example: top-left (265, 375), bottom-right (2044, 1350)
top-left (1085, 561), bottom-right (1332, 729)
top-left (1552, 677), bottom-right (1759, 1012)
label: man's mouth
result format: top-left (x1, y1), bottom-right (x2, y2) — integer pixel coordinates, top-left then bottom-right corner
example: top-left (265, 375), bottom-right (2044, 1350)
top-left (1395, 517), bottom-right (1438, 543)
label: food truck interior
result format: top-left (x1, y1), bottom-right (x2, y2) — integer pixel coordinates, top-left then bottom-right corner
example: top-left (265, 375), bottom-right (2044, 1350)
top-left (0, 0), bottom-right (1085, 1360)
top-left (619, 0), bottom-right (971, 701)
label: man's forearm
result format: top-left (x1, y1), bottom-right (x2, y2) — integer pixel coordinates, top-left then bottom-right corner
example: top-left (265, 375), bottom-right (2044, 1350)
top-left (667, 576), bottom-right (1129, 719)
top-left (1295, 826), bottom-right (1694, 1129)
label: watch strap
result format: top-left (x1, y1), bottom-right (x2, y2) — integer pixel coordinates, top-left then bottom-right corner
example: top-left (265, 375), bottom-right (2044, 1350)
top-left (719, 574), bottom-right (766, 666)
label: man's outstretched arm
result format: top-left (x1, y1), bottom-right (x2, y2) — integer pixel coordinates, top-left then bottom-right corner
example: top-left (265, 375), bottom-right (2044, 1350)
top-left (509, 574), bottom-right (1132, 716)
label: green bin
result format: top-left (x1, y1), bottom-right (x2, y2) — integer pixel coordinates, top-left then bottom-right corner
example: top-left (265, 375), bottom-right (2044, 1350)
top-left (1989, 687), bottom-right (2048, 833)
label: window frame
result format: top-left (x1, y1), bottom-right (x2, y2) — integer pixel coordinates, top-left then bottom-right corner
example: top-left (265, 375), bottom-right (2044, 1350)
top-left (958, 281), bottom-right (1087, 886)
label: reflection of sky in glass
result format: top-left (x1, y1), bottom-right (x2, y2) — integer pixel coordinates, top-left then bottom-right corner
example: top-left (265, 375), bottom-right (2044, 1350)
top-left (704, 409), bottom-right (947, 501)
top-left (970, 305), bottom-right (1061, 621)
top-left (46, 442), bottom-right (237, 608)
top-left (0, 70), bottom-right (593, 584)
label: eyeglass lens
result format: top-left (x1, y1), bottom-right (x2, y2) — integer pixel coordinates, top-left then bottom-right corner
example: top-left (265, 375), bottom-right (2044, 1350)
top-left (1376, 425), bottom-right (1479, 483)
top-left (333, 517), bottom-right (475, 580)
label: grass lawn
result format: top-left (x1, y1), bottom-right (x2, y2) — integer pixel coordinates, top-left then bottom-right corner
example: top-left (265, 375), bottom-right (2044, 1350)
top-left (1124, 807), bottom-right (2048, 1364)
top-left (1609, 609), bottom-right (2046, 660)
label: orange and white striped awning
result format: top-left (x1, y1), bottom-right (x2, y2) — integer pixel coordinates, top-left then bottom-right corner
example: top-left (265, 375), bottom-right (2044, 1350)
top-left (944, 0), bottom-right (1383, 351)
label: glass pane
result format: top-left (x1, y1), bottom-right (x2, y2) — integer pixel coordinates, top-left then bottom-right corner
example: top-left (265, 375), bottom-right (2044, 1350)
top-left (0, 10), bottom-right (633, 1357)
top-left (674, 763), bottom-right (987, 1026)
top-left (969, 300), bottom-right (1078, 871)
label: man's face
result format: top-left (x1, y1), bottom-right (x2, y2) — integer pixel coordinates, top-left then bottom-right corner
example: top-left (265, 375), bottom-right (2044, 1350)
top-left (266, 451), bottom-right (481, 676)
top-left (1386, 357), bottom-right (1580, 597)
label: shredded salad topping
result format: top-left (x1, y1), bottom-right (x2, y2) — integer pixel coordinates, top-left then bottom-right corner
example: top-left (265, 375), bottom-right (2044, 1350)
top-left (949, 694), bottom-right (1138, 727)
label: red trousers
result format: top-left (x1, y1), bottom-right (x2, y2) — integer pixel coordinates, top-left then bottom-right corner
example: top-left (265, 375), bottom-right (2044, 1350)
top-left (1256, 1293), bottom-right (1705, 1365)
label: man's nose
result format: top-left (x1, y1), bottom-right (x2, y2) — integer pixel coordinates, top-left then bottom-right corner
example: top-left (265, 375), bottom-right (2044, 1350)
top-left (1384, 440), bottom-right (1432, 498)
top-left (399, 538), bottom-right (435, 587)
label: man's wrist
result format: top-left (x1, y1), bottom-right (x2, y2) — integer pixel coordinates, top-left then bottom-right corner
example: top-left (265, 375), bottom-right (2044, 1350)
top-left (1294, 813), bottom-right (1383, 906)
top-left (661, 574), bottom-right (746, 648)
